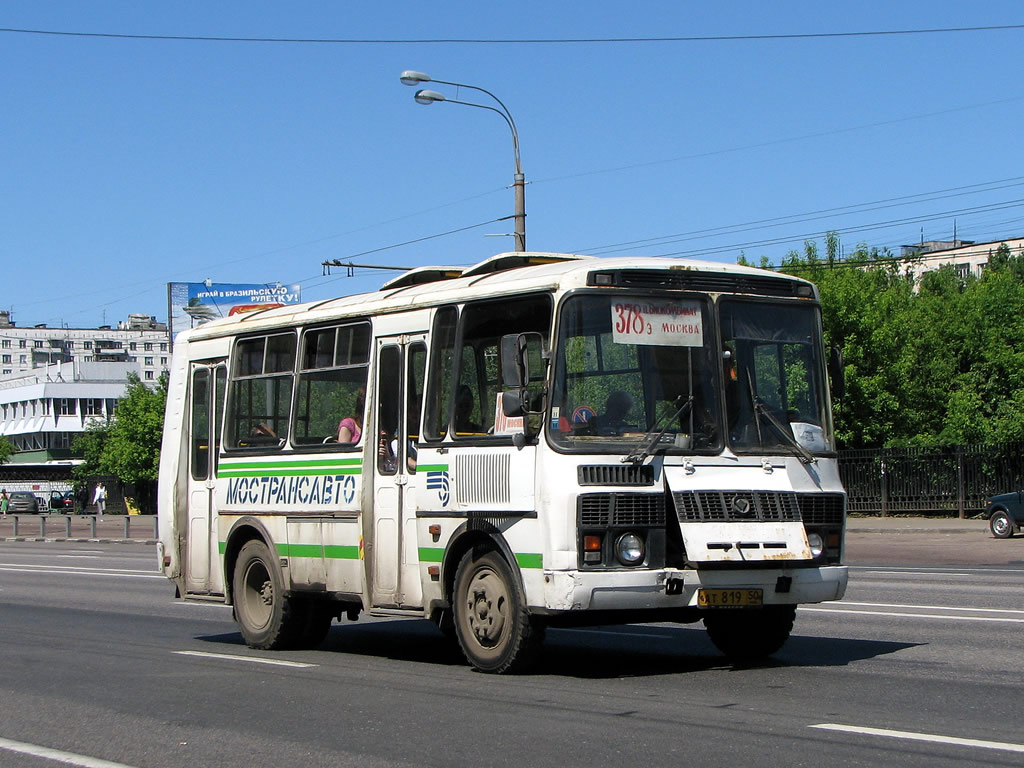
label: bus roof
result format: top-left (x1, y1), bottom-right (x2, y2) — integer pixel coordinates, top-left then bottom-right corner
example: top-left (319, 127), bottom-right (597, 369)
top-left (178, 251), bottom-right (814, 343)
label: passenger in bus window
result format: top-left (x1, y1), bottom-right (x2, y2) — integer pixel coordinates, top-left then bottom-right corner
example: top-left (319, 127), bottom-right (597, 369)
top-left (337, 388), bottom-right (365, 443)
top-left (454, 385), bottom-right (480, 434)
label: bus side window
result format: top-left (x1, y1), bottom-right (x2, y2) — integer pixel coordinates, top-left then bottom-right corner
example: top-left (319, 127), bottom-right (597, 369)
top-left (227, 333), bottom-right (296, 450)
top-left (453, 295), bottom-right (552, 439)
top-left (293, 322), bottom-right (370, 447)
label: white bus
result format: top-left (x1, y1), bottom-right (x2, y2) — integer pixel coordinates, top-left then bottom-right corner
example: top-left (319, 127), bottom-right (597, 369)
top-left (158, 252), bottom-right (848, 673)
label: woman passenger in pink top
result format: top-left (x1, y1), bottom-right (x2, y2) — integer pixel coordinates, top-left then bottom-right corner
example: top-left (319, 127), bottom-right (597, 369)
top-left (337, 388), bottom-right (365, 443)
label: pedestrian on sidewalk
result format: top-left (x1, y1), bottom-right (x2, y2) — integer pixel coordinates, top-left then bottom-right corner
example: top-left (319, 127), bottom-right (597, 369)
top-left (93, 482), bottom-right (106, 516)
top-left (0, 489), bottom-right (8, 517)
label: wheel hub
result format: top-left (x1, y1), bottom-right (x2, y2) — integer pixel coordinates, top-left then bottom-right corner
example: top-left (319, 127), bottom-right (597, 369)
top-left (466, 570), bottom-right (507, 644)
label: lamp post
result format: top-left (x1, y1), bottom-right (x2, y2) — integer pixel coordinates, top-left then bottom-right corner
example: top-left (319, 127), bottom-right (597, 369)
top-left (400, 70), bottom-right (526, 253)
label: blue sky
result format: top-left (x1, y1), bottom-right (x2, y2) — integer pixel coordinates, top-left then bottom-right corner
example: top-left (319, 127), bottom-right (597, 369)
top-left (3, 2), bottom-right (1024, 329)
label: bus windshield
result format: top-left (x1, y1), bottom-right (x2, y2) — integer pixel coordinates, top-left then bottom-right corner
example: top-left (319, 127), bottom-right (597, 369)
top-left (549, 293), bottom-right (835, 457)
top-left (720, 299), bottom-right (835, 456)
top-left (550, 294), bottom-right (722, 453)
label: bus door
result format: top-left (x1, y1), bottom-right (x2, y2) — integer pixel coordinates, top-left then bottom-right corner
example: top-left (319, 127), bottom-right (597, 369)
top-left (370, 336), bottom-right (427, 609)
top-left (184, 361), bottom-right (226, 595)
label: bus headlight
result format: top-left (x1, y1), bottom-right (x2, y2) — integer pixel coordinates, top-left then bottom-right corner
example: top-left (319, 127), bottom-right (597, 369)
top-left (615, 532), bottom-right (645, 566)
top-left (807, 532), bottom-right (824, 558)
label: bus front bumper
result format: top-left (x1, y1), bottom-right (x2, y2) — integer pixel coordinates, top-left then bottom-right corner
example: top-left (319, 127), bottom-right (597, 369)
top-left (538, 564), bottom-right (848, 613)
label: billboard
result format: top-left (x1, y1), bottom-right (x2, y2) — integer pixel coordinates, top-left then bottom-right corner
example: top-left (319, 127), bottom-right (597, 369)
top-left (168, 282), bottom-right (302, 340)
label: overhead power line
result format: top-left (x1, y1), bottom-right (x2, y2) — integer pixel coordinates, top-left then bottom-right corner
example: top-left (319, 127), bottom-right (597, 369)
top-left (2, 24), bottom-right (1024, 45)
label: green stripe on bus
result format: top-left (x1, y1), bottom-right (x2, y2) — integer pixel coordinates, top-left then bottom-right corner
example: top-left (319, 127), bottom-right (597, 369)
top-left (220, 458), bottom-right (363, 470)
top-left (418, 548), bottom-right (542, 569)
top-left (516, 553), bottom-right (543, 569)
top-left (418, 547), bottom-right (444, 563)
top-left (218, 467), bottom-right (362, 478)
top-left (266, 543), bottom-right (361, 560)
top-left (416, 464), bottom-right (449, 472)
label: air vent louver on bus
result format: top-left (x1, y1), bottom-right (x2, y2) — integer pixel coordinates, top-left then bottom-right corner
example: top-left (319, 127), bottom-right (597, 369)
top-left (579, 493), bottom-right (667, 527)
top-left (587, 270), bottom-right (806, 297)
top-left (578, 465), bottom-right (655, 486)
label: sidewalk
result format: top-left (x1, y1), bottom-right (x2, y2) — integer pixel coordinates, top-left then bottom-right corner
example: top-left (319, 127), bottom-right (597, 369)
top-left (0, 514), bottom-right (158, 543)
top-left (845, 515), bottom-right (989, 534)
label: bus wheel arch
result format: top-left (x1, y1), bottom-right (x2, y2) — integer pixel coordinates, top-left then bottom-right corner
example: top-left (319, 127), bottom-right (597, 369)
top-left (222, 517), bottom-right (277, 606)
top-left (441, 525), bottom-right (545, 674)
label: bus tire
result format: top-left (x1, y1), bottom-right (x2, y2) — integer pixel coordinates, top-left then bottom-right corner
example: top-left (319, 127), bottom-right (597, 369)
top-left (703, 604), bottom-right (796, 662)
top-left (233, 539), bottom-right (303, 650)
top-left (453, 548), bottom-right (544, 674)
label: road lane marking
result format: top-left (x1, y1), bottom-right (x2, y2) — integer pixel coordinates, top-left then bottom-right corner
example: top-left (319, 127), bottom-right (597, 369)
top-left (802, 607), bottom-right (1024, 623)
top-left (852, 565), bottom-right (1024, 574)
top-left (857, 570), bottom-right (972, 577)
top-left (840, 601), bottom-right (1024, 615)
top-left (810, 723), bottom-right (1024, 754)
top-left (0, 736), bottom-right (141, 767)
top-left (0, 566), bottom-right (163, 579)
top-left (173, 650), bottom-right (317, 668)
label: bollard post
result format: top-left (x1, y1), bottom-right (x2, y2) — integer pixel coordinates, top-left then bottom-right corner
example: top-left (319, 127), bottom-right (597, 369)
top-left (39, 515), bottom-right (46, 537)
top-left (89, 515), bottom-right (97, 537)
top-left (64, 515), bottom-right (71, 537)
top-left (12, 515), bottom-right (19, 536)
top-left (123, 516), bottom-right (130, 538)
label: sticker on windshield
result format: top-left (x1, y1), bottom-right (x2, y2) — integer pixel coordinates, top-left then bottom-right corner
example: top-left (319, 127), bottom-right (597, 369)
top-left (611, 299), bottom-right (703, 347)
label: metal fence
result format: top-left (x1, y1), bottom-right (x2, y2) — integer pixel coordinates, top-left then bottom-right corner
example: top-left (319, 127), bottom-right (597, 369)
top-left (839, 442), bottom-right (1024, 517)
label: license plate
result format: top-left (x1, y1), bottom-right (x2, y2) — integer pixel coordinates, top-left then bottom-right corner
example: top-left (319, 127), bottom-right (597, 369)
top-left (698, 588), bottom-right (763, 607)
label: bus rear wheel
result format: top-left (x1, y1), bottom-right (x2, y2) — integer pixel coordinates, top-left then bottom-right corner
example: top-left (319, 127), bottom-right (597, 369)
top-left (703, 604), bottom-right (796, 662)
top-left (233, 539), bottom-right (304, 650)
top-left (453, 548), bottom-right (544, 674)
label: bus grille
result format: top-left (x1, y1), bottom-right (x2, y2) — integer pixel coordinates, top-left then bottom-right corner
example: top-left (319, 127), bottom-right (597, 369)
top-left (672, 490), bottom-right (805, 522)
top-left (796, 493), bottom-right (846, 525)
top-left (579, 493), bottom-right (666, 527)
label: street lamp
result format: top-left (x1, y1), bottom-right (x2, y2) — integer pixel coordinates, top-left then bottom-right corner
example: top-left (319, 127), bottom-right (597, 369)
top-left (400, 70), bottom-right (526, 253)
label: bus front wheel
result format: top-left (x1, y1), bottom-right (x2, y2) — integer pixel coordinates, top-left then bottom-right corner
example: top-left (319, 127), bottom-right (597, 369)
top-left (453, 548), bottom-right (544, 674)
top-left (233, 539), bottom-right (304, 650)
top-left (703, 604), bottom-right (796, 662)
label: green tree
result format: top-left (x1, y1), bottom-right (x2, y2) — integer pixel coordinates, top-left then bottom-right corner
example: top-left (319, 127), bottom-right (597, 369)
top-left (0, 435), bottom-right (13, 465)
top-left (102, 372), bottom-right (168, 512)
top-left (72, 372), bottom-right (167, 513)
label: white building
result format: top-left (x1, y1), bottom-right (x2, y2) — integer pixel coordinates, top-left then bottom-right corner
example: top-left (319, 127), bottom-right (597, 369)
top-left (900, 237), bottom-right (1024, 282)
top-left (0, 311), bottom-right (170, 383)
top-left (0, 312), bottom-right (171, 500)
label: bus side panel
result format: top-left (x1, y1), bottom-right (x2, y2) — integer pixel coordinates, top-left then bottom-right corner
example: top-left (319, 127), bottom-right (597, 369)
top-left (323, 517), bottom-right (365, 595)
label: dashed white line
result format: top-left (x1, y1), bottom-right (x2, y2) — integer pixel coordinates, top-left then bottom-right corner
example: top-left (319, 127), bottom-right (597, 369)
top-left (0, 566), bottom-right (163, 579)
top-left (810, 723), bottom-right (1024, 754)
top-left (802, 607), bottom-right (1024, 623)
top-left (840, 601), bottom-right (1024, 616)
top-left (173, 650), bottom-right (317, 668)
top-left (0, 736), bottom-right (141, 767)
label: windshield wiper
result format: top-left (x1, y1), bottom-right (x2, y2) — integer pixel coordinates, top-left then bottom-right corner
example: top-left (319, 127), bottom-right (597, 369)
top-left (752, 400), bottom-right (816, 464)
top-left (623, 395), bottom-right (694, 464)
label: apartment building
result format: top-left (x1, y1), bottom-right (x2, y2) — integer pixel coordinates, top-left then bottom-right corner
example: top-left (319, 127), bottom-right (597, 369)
top-left (0, 312), bottom-right (170, 497)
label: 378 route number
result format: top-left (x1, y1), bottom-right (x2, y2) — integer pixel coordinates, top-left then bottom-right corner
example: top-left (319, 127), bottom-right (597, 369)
top-left (614, 303), bottom-right (652, 336)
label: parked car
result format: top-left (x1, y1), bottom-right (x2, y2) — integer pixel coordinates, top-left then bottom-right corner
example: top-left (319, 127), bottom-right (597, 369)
top-left (49, 491), bottom-right (76, 511)
top-left (983, 492), bottom-right (1024, 538)
top-left (7, 491), bottom-right (40, 513)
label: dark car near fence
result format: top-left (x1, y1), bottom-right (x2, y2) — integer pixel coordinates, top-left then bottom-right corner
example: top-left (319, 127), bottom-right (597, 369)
top-left (49, 491), bottom-right (76, 511)
top-left (984, 492), bottom-right (1024, 538)
top-left (7, 491), bottom-right (41, 513)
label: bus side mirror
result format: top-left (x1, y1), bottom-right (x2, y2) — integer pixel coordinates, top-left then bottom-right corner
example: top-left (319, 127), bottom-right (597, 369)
top-left (828, 345), bottom-right (845, 400)
top-left (500, 332), bottom-right (545, 418)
